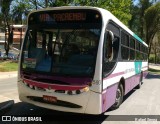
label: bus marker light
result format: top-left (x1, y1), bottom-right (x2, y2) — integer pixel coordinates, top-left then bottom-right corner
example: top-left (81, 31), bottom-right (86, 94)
top-left (95, 14), bottom-right (99, 18)
top-left (83, 87), bottom-right (89, 92)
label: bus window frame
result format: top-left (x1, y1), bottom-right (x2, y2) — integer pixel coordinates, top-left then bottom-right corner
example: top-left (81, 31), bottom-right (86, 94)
top-left (102, 20), bottom-right (120, 78)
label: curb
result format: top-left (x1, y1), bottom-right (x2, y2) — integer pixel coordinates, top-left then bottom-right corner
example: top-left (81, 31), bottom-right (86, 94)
top-left (0, 72), bottom-right (17, 79)
top-left (0, 74), bottom-right (17, 79)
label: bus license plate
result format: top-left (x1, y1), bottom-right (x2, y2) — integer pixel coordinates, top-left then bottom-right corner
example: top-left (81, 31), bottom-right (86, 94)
top-left (43, 95), bottom-right (57, 103)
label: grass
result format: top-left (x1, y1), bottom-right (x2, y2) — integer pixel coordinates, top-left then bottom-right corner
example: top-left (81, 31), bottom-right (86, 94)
top-left (148, 68), bottom-right (160, 75)
top-left (149, 54), bottom-right (155, 58)
top-left (0, 60), bottom-right (18, 72)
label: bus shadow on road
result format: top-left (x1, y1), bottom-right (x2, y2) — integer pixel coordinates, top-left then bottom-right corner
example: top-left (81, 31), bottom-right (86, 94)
top-left (3, 101), bottom-right (109, 124)
top-left (146, 73), bottom-right (160, 79)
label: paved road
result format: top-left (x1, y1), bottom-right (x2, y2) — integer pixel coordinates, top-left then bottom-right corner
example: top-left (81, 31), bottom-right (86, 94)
top-left (149, 63), bottom-right (160, 70)
top-left (0, 72), bottom-right (160, 123)
top-left (0, 77), bottom-right (19, 103)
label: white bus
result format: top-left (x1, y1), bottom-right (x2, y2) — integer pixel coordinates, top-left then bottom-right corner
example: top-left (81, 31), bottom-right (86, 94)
top-left (18, 6), bottom-right (148, 114)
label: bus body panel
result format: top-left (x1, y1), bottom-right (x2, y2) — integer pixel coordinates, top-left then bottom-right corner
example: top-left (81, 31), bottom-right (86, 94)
top-left (18, 80), bottom-right (102, 114)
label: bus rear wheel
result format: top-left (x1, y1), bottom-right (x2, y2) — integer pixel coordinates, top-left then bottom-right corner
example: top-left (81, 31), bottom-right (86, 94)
top-left (111, 84), bottom-right (124, 109)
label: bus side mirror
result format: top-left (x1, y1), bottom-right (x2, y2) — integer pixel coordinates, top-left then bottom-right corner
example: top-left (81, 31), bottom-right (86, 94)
top-left (108, 30), bottom-right (114, 43)
top-left (105, 30), bottom-right (114, 61)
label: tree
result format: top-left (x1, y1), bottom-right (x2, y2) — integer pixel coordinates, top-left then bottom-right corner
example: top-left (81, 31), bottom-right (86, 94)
top-left (12, 0), bottom-right (32, 24)
top-left (138, 0), bottom-right (153, 38)
top-left (144, 2), bottom-right (160, 58)
top-left (0, 0), bottom-right (13, 56)
top-left (28, 0), bottom-right (66, 8)
top-left (73, 0), bottom-right (132, 26)
top-left (151, 32), bottom-right (160, 64)
top-left (23, 0), bottom-right (132, 26)
top-left (129, 0), bottom-right (158, 40)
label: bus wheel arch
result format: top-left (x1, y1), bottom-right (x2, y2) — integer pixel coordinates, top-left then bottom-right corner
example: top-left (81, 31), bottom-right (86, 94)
top-left (119, 77), bottom-right (125, 93)
top-left (111, 77), bottom-right (125, 109)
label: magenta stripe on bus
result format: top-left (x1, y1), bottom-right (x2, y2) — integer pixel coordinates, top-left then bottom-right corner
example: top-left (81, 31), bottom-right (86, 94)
top-left (104, 71), bottom-right (125, 80)
top-left (23, 78), bottom-right (87, 91)
top-left (103, 66), bottom-right (148, 80)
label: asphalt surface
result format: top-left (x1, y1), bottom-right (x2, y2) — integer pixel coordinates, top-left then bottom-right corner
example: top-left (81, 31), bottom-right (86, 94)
top-left (0, 66), bottom-right (160, 124)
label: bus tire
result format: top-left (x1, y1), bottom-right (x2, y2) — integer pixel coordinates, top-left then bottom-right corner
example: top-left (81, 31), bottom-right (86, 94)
top-left (111, 84), bottom-right (124, 109)
top-left (137, 72), bottom-right (143, 89)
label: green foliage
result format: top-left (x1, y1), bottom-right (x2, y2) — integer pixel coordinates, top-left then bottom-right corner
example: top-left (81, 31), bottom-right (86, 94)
top-left (144, 2), bottom-right (160, 58)
top-left (12, 0), bottom-right (32, 24)
top-left (145, 2), bottom-right (160, 44)
top-left (0, 0), bottom-right (13, 56)
top-left (0, 61), bottom-right (18, 72)
top-left (129, 0), bottom-right (153, 39)
top-left (148, 68), bottom-right (160, 74)
top-left (1, 0), bottom-right (133, 27)
top-left (149, 54), bottom-right (154, 63)
top-left (1, 0), bottom-right (12, 16)
top-left (72, 0), bottom-right (132, 26)
top-left (129, 4), bottom-right (140, 36)
top-left (98, 0), bottom-right (132, 26)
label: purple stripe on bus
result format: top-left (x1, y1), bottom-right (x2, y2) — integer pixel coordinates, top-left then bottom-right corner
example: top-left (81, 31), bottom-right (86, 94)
top-left (103, 66), bottom-right (148, 80)
top-left (104, 71), bottom-right (125, 80)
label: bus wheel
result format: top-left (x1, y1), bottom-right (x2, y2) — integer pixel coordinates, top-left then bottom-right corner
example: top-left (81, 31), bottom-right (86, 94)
top-left (137, 73), bottom-right (143, 89)
top-left (111, 84), bottom-right (124, 109)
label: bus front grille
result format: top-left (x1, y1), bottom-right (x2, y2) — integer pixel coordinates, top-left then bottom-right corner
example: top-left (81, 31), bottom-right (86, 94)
top-left (27, 96), bottom-right (82, 108)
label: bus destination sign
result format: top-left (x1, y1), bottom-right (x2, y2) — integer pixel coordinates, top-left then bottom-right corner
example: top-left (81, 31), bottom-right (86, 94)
top-left (28, 9), bottom-right (102, 25)
top-left (39, 13), bottom-right (86, 22)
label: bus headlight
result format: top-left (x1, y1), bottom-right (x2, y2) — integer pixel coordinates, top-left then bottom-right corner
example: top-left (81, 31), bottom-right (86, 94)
top-left (82, 87), bottom-right (89, 92)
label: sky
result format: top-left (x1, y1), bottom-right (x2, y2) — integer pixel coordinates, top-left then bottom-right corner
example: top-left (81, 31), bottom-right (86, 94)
top-left (133, 0), bottom-right (139, 5)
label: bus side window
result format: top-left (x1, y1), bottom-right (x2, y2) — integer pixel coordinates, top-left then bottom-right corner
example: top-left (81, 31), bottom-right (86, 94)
top-left (112, 36), bottom-right (120, 60)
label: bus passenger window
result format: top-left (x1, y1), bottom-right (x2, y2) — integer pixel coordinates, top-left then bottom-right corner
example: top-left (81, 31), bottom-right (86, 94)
top-left (112, 37), bottom-right (119, 59)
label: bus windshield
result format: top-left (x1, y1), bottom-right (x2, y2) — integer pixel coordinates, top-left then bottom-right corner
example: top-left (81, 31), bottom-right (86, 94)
top-left (21, 9), bottom-right (102, 77)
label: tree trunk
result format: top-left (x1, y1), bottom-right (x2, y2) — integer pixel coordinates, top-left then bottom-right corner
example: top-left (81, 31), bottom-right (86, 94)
top-left (45, 0), bottom-right (48, 7)
top-left (34, 0), bottom-right (38, 10)
top-left (154, 43), bottom-right (157, 64)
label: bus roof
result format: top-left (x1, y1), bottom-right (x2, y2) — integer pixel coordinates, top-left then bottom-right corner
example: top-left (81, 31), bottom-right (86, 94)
top-left (28, 6), bottom-right (148, 47)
